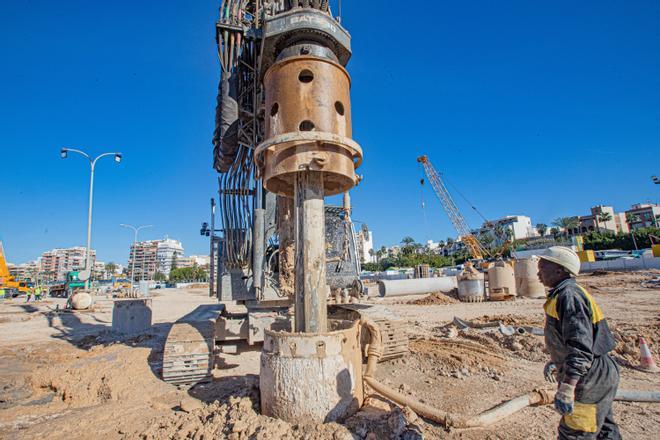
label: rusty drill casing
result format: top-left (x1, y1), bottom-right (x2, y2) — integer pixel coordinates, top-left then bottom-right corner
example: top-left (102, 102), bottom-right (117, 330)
top-left (257, 55), bottom-right (362, 198)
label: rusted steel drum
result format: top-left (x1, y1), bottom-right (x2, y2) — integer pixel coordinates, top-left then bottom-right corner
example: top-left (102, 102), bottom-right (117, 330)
top-left (258, 55), bottom-right (362, 197)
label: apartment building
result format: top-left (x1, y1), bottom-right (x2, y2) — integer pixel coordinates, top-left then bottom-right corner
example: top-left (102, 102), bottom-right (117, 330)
top-left (128, 238), bottom-right (184, 280)
top-left (39, 247), bottom-right (96, 281)
top-left (625, 203), bottom-right (660, 230)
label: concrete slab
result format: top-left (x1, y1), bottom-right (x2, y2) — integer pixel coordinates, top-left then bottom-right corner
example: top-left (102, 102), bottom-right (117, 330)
top-left (112, 298), bottom-right (153, 335)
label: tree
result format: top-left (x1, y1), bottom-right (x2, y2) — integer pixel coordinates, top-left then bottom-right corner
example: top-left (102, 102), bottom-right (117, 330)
top-left (154, 271), bottom-right (167, 282)
top-left (626, 213), bottom-right (639, 228)
top-left (368, 248), bottom-right (375, 262)
top-left (553, 217), bottom-right (579, 239)
top-left (536, 223), bottom-right (548, 236)
top-left (597, 211), bottom-right (612, 232)
top-left (105, 262), bottom-right (118, 276)
top-left (400, 237), bottom-right (415, 246)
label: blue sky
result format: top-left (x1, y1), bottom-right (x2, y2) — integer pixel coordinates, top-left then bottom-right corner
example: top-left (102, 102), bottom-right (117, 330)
top-left (1, 0), bottom-right (659, 264)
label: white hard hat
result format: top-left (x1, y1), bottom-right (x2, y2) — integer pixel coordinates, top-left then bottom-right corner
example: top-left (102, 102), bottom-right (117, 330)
top-left (538, 246), bottom-right (581, 276)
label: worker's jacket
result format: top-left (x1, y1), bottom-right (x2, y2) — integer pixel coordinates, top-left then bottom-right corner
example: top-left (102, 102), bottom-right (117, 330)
top-left (544, 278), bottom-right (616, 382)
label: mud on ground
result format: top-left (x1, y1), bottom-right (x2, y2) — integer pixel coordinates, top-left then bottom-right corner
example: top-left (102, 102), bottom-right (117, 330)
top-left (0, 273), bottom-right (659, 439)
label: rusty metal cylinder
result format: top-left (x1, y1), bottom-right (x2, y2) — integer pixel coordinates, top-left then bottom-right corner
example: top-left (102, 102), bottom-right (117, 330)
top-left (260, 319), bottom-right (364, 423)
top-left (258, 55), bottom-right (362, 197)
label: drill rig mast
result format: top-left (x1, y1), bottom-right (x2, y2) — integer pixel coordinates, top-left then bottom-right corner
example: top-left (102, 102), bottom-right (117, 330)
top-left (162, 2), bottom-right (409, 386)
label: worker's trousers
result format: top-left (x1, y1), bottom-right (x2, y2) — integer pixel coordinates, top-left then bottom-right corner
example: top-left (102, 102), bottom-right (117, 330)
top-left (558, 355), bottom-right (621, 440)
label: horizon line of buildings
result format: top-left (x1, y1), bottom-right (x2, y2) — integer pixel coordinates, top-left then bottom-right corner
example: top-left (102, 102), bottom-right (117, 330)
top-left (374, 202), bottom-right (659, 258)
top-left (7, 237), bottom-right (211, 283)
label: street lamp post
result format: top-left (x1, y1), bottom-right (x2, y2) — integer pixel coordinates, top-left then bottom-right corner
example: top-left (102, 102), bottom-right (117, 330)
top-left (61, 148), bottom-right (122, 289)
top-left (120, 224), bottom-right (153, 284)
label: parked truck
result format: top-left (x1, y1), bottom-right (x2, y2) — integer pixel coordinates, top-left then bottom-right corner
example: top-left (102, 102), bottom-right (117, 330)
top-left (49, 271), bottom-right (86, 298)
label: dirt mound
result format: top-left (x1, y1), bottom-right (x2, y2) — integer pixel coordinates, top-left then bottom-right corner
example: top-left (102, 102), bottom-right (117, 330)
top-left (610, 321), bottom-right (660, 368)
top-left (27, 342), bottom-right (169, 408)
top-left (141, 385), bottom-right (422, 440)
top-left (408, 291), bottom-right (459, 305)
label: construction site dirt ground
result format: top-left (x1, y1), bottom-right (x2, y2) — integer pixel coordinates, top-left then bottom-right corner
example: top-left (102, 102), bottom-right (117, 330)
top-left (0, 271), bottom-right (658, 439)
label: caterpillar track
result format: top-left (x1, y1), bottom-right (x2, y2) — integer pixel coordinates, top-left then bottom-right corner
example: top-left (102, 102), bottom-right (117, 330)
top-left (162, 305), bottom-right (223, 386)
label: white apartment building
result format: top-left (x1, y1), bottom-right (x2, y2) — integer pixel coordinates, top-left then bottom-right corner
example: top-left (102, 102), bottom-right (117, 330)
top-left (128, 238), bottom-right (184, 280)
top-left (479, 215), bottom-right (536, 242)
top-left (355, 224), bottom-right (375, 263)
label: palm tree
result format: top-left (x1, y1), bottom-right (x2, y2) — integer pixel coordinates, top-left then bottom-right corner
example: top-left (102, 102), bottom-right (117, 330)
top-left (368, 248), bottom-right (375, 262)
top-left (626, 213), bottom-right (640, 230)
top-left (552, 217), bottom-right (579, 239)
top-left (597, 211), bottom-right (612, 233)
top-left (626, 213), bottom-right (640, 250)
top-left (536, 223), bottom-right (548, 236)
top-left (400, 237), bottom-right (415, 246)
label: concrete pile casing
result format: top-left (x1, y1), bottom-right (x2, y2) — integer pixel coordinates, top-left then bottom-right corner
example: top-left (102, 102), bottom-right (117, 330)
top-left (514, 257), bottom-right (546, 298)
top-left (457, 264), bottom-right (485, 302)
top-left (488, 261), bottom-right (517, 301)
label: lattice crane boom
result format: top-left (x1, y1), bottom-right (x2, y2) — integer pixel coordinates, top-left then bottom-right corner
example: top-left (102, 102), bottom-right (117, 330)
top-left (417, 155), bottom-right (487, 260)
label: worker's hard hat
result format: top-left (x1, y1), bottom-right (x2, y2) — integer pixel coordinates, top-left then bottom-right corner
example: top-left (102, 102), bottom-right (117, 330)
top-left (538, 246), bottom-right (581, 276)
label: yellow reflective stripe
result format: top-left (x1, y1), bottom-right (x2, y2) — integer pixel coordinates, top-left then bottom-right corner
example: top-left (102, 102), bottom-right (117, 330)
top-left (544, 296), bottom-right (558, 319)
top-left (562, 402), bottom-right (598, 433)
top-left (576, 285), bottom-right (605, 324)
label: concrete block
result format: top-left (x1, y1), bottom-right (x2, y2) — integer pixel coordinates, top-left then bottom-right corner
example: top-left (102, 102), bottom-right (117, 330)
top-left (112, 298), bottom-right (152, 335)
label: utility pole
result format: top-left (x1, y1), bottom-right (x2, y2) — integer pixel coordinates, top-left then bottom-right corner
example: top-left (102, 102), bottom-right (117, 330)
top-left (120, 224), bottom-right (153, 284)
top-left (61, 148), bottom-right (122, 289)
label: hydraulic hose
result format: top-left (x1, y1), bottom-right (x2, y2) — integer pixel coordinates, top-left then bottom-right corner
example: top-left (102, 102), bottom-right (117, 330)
top-left (360, 318), bottom-right (659, 429)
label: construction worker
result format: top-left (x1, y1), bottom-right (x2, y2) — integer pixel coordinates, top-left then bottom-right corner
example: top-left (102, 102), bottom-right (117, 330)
top-left (34, 285), bottom-right (42, 301)
top-left (0, 287), bottom-right (5, 300)
top-left (537, 246), bottom-right (620, 440)
top-left (25, 287), bottom-right (33, 303)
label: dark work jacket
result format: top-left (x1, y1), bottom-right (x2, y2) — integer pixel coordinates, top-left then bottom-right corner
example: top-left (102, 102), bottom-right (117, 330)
top-left (544, 278), bottom-right (616, 382)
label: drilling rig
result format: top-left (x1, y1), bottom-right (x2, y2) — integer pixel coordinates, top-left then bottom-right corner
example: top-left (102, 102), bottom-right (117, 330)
top-left (162, 1), bottom-right (407, 389)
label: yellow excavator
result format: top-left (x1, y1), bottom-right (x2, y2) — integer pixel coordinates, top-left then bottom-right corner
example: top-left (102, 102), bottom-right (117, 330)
top-left (0, 241), bottom-right (30, 297)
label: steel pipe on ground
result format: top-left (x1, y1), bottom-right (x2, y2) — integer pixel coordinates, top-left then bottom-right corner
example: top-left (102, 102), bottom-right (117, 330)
top-left (376, 277), bottom-right (457, 297)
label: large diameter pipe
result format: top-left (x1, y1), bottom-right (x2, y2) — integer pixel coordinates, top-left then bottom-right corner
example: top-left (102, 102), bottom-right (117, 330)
top-left (377, 277), bottom-right (457, 297)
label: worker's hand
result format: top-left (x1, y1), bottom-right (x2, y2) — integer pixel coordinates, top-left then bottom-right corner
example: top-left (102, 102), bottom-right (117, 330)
top-left (554, 382), bottom-right (576, 416)
top-left (543, 362), bottom-right (558, 383)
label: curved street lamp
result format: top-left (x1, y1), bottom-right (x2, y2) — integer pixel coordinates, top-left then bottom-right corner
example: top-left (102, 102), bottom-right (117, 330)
top-left (120, 224), bottom-right (153, 283)
top-left (61, 148), bottom-right (122, 288)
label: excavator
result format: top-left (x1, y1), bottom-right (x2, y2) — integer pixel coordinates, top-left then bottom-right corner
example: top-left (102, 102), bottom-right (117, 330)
top-left (161, 2), bottom-right (408, 386)
top-left (0, 241), bottom-right (30, 297)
